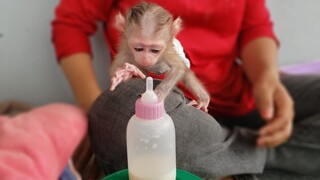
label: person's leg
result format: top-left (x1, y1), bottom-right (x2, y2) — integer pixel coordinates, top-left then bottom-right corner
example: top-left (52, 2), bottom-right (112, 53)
top-left (264, 74), bottom-right (320, 177)
top-left (88, 78), bottom-right (267, 179)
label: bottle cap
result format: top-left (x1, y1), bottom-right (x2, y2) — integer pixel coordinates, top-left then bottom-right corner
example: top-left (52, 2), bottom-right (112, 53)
top-left (135, 77), bottom-right (164, 120)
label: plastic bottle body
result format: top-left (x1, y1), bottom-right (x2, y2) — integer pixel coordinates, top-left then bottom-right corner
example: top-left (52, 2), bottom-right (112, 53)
top-left (127, 114), bottom-right (176, 180)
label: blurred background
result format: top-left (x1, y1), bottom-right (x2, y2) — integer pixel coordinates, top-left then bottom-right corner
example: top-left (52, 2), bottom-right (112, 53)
top-left (0, 0), bottom-right (319, 106)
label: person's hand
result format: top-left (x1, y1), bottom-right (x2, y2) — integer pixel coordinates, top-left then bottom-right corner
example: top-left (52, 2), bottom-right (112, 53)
top-left (253, 76), bottom-right (294, 148)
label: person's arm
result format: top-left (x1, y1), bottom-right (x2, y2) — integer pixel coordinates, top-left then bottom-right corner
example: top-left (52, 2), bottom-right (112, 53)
top-left (51, 0), bottom-right (113, 111)
top-left (60, 53), bottom-right (102, 112)
top-left (51, 0), bottom-right (114, 177)
top-left (239, 0), bottom-right (294, 148)
top-left (241, 38), bottom-right (294, 148)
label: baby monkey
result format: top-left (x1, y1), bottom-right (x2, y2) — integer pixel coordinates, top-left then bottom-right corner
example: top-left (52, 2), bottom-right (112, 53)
top-left (110, 2), bottom-right (210, 111)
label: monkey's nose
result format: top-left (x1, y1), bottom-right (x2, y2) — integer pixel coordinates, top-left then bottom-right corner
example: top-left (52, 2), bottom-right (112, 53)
top-left (142, 59), bottom-right (151, 66)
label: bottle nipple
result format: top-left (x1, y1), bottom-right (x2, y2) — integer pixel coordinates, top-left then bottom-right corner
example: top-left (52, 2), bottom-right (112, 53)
top-left (135, 77), bottom-right (164, 120)
top-left (141, 77), bottom-right (158, 103)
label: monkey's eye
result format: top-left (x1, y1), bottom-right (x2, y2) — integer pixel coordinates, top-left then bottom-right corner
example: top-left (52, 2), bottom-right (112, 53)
top-left (151, 49), bottom-right (160, 53)
top-left (134, 48), bottom-right (144, 52)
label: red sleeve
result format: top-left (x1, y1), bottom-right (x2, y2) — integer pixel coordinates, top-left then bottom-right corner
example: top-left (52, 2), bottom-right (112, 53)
top-left (239, 0), bottom-right (279, 49)
top-left (51, 0), bottom-right (113, 62)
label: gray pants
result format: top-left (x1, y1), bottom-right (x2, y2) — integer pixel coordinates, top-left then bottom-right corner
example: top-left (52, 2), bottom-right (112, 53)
top-left (88, 74), bottom-right (320, 179)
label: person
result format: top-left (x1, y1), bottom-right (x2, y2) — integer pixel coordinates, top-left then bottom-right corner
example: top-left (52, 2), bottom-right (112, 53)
top-left (51, 0), bottom-right (320, 179)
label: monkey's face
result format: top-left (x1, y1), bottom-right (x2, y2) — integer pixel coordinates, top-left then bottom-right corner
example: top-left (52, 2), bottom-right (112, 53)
top-left (128, 40), bottom-right (165, 67)
top-left (127, 26), bottom-right (170, 67)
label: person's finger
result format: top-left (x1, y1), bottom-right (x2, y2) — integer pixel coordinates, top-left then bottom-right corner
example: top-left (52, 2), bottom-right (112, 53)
top-left (254, 84), bottom-right (274, 120)
top-left (258, 88), bottom-right (293, 147)
top-left (260, 87), bottom-right (293, 135)
top-left (259, 116), bottom-right (288, 136)
top-left (257, 120), bottom-right (292, 147)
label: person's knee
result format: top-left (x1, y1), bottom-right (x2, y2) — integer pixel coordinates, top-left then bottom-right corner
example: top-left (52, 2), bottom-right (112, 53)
top-left (107, 78), bottom-right (146, 102)
top-left (103, 78), bottom-right (186, 114)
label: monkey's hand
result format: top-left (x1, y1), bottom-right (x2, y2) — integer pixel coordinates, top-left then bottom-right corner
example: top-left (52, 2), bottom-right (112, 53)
top-left (187, 92), bottom-right (210, 112)
top-left (110, 63), bottom-right (146, 91)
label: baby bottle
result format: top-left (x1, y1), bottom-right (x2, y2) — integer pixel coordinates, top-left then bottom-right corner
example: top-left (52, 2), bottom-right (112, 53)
top-left (126, 77), bottom-right (176, 180)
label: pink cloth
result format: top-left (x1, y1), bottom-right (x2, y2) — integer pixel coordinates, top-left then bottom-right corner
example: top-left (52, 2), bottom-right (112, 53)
top-left (0, 103), bottom-right (87, 180)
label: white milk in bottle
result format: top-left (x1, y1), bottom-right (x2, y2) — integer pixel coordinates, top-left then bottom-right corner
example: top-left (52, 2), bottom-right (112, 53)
top-left (126, 77), bottom-right (176, 180)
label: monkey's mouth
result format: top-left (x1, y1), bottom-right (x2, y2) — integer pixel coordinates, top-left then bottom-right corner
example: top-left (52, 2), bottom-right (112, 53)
top-left (142, 64), bottom-right (151, 67)
top-left (141, 63), bottom-right (152, 67)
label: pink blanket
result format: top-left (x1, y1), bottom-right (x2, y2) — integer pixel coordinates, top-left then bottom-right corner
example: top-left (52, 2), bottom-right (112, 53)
top-left (0, 103), bottom-right (87, 180)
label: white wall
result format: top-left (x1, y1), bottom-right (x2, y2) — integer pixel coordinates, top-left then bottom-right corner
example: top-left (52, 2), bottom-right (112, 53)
top-left (266, 0), bottom-right (320, 65)
top-left (0, 0), bottom-right (109, 106)
top-left (0, 0), bottom-right (319, 106)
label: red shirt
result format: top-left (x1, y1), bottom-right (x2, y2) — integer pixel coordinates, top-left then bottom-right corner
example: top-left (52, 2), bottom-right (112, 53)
top-left (52, 0), bottom-right (277, 118)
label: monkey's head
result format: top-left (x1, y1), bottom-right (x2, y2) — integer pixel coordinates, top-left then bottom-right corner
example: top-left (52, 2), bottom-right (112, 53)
top-left (115, 2), bottom-right (182, 67)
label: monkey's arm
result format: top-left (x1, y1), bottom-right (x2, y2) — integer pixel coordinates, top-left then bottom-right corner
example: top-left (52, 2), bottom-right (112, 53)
top-left (154, 51), bottom-right (210, 112)
top-left (153, 53), bottom-right (186, 100)
top-left (109, 51), bottom-right (130, 77)
top-left (182, 71), bottom-right (210, 112)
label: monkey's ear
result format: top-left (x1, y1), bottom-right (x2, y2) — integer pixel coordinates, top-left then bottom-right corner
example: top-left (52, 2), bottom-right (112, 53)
top-left (115, 13), bottom-right (126, 32)
top-left (172, 17), bottom-right (182, 36)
